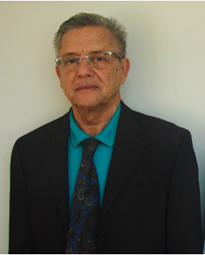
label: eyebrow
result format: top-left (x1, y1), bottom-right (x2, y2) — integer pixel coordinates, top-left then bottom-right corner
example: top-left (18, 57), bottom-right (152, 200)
top-left (61, 50), bottom-right (105, 58)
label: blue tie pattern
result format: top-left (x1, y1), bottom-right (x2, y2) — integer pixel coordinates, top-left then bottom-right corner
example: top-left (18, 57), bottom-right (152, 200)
top-left (66, 138), bottom-right (100, 254)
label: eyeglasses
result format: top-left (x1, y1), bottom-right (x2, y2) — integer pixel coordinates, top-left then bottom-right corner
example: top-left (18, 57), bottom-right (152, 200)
top-left (55, 51), bottom-right (123, 70)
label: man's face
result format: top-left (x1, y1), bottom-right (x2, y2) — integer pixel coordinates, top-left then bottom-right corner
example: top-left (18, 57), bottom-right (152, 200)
top-left (56, 26), bottom-right (130, 110)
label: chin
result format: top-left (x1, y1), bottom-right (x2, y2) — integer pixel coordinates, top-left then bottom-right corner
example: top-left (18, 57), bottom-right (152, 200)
top-left (79, 102), bottom-right (100, 109)
top-left (73, 96), bottom-right (103, 109)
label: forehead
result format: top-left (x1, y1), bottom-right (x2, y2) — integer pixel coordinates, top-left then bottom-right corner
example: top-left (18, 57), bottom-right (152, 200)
top-left (59, 26), bottom-right (118, 55)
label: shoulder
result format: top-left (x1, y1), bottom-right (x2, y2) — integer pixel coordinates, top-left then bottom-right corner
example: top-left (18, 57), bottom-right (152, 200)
top-left (13, 112), bottom-right (70, 149)
top-left (120, 101), bottom-right (191, 142)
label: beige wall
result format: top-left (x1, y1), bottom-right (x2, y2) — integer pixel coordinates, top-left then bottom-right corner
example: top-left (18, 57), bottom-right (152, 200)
top-left (1, 1), bottom-right (205, 253)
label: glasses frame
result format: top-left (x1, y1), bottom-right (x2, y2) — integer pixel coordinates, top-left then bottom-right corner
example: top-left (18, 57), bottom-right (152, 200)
top-left (55, 51), bottom-right (123, 67)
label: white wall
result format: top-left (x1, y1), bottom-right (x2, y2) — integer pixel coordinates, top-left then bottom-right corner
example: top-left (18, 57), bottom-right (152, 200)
top-left (1, 2), bottom-right (205, 253)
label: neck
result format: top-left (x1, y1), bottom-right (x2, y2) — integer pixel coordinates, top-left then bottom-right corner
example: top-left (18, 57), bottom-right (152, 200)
top-left (72, 100), bottom-right (120, 137)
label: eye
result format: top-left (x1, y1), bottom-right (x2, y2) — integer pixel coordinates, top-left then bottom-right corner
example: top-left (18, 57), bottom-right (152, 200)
top-left (95, 56), bottom-right (104, 62)
top-left (92, 54), bottom-right (108, 63)
top-left (64, 57), bottom-right (77, 65)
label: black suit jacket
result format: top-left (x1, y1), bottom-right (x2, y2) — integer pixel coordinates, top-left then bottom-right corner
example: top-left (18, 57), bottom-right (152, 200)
top-left (9, 102), bottom-right (203, 253)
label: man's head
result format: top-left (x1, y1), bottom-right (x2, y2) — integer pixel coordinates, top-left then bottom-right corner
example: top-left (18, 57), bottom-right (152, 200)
top-left (54, 13), bottom-right (130, 112)
top-left (53, 12), bottom-right (127, 58)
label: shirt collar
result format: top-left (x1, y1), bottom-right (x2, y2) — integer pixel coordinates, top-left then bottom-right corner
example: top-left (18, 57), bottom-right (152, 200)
top-left (69, 103), bottom-right (121, 148)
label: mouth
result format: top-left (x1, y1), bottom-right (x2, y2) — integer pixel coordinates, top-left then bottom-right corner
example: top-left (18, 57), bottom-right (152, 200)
top-left (76, 85), bottom-right (98, 91)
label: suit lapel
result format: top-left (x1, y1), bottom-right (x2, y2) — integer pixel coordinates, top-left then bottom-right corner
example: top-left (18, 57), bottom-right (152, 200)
top-left (100, 102), bottom-right (146, 221)
top-left (39, 104), bottom-right (146, 227)
top-left (41, 113), bottom-right (70, 229)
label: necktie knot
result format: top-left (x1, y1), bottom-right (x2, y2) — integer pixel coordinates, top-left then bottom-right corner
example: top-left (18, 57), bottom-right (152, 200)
top-left (82, 138), bottom-right (99, 158)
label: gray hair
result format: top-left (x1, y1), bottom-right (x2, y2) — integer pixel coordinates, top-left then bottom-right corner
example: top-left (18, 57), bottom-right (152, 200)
top-left (53, 12), bottom-right (127, 57)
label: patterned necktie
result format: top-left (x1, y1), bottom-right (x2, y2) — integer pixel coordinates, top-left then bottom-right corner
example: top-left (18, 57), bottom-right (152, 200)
top-left (66, 138), bottom-right (100, 254)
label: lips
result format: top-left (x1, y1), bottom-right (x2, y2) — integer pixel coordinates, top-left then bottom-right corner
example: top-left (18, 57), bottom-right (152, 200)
top-left (76, 85), bottom-right (98, 91)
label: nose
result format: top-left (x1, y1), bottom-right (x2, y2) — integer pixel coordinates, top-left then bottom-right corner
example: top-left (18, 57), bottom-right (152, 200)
top-left (76, 58), bottom-right (94, 77)
top-left (77, 58), bottom-right (94, 77)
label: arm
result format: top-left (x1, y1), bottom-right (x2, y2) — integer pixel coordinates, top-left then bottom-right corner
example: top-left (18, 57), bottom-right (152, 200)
top-left (166, 131), bottom-right (203, 253)
top-left (9, 140), bottom-right (35, 253)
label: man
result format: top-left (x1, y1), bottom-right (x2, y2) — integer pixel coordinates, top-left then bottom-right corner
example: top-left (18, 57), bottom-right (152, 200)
top-left (9, 13), bottom-right (203, 253)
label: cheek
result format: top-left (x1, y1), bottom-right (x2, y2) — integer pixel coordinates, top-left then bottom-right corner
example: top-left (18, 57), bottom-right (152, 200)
top-left (111, 66), bottom-right (121, 84)
top-left (103, 67), bottom-right (122, 92)
top-left (110, 66), bottom-right (120, 77)
top-left (60, 72), bottom-right (74, 90)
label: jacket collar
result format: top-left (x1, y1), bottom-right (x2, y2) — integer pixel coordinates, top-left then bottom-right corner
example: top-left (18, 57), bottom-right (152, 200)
top-left (100, 101), bottom-right (146, 222)
top-left (41, 112), bottom-right (70, 230)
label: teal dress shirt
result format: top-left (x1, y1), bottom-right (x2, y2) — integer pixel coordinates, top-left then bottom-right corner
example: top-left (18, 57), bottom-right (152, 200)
top-left (68, 103), bottom-right (121, 213)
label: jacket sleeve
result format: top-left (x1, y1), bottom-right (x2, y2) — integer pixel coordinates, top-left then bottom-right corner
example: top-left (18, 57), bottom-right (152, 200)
top-left (9, 140), bottom-right (35, 254)
top-left (166, 130), bottom-right (203, 253)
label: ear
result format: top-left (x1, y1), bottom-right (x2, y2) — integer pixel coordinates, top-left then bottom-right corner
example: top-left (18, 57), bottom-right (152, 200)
top-left (55, 65), bottom-right (63, 88)
top-left (120, 58), bottom-right (130, 84)
top-left (55, 65), bottom-right (61, 80)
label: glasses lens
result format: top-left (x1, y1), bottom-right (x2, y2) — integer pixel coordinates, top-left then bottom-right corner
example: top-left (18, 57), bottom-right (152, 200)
top-left (89, 53), bottom-right (111, 68)
top-left (57, 52), bottom-right (117, 69)
top-left (61, 56), bottom-right (79, 69)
